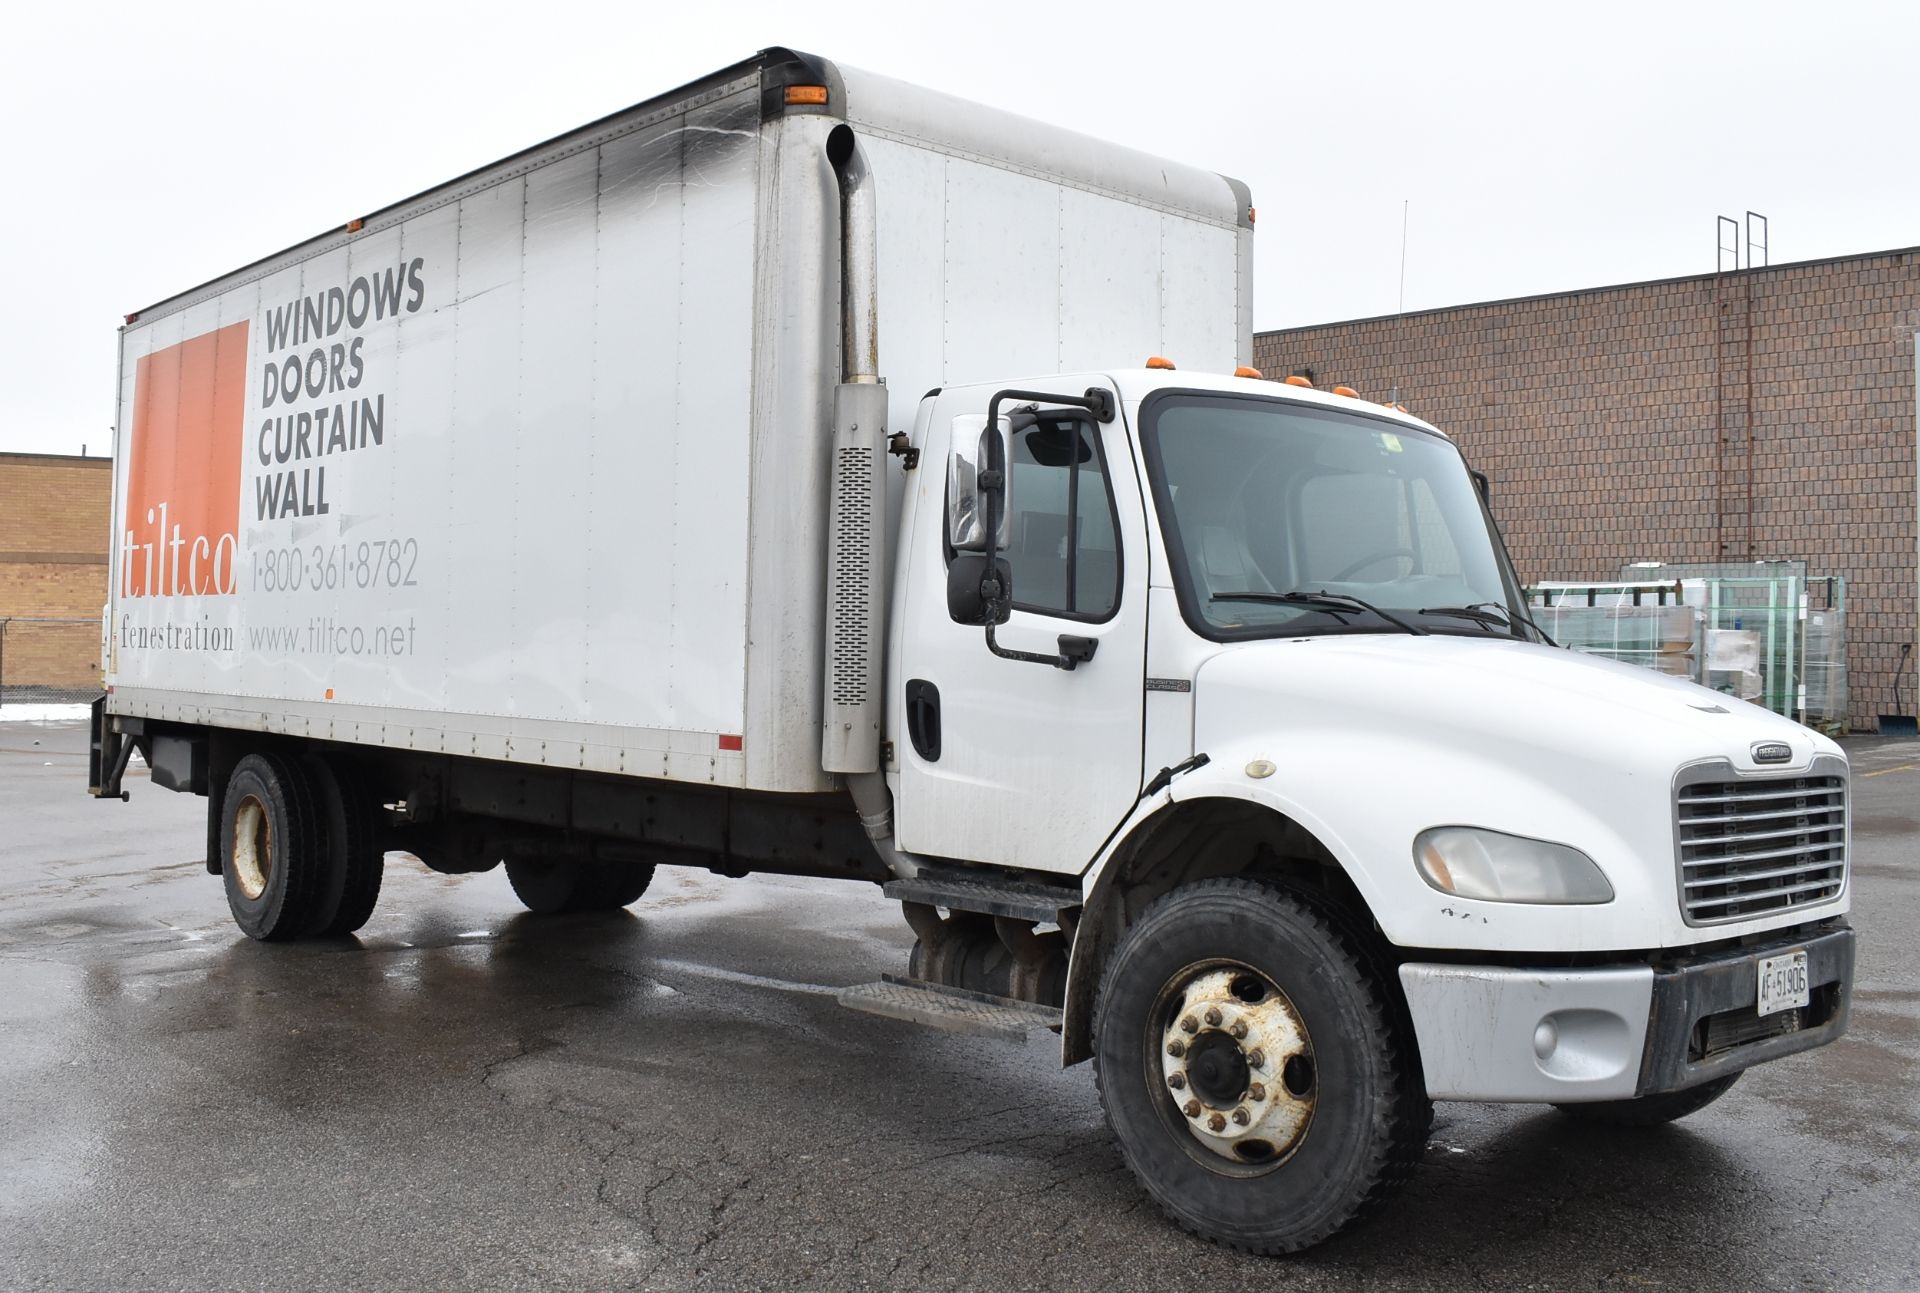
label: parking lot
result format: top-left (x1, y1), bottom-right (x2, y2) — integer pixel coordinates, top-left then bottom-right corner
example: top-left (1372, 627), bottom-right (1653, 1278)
top-left (2, 716), bottom-right (1916, 1291)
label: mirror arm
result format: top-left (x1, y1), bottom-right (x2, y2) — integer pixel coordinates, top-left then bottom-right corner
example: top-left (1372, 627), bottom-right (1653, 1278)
top-left (985, 624), bottom-right (1099, 672)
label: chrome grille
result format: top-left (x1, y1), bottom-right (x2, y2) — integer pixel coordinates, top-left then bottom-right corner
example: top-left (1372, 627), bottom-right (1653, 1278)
top-left (1675, 774), bottom-right (1846, 925)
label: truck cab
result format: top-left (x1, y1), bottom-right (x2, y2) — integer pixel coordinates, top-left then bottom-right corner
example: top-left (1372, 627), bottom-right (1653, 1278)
top-left (868, 364), bottom-right (1850, 1248)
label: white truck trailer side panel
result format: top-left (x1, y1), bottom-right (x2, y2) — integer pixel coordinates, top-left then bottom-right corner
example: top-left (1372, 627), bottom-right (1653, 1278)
top-left (841, 67), bottom-right (1250, 442)
top-left (106, 52), bottom-right (1250, 797)
top-left (110, 80), bottom-right (763, 781)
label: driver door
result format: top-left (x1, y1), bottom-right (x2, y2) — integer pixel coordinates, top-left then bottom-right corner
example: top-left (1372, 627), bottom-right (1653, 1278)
top-left (893, 390), bottom-right (1148, 876)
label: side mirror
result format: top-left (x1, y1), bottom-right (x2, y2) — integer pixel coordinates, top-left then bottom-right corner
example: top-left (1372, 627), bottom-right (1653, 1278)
top-left (947, 553), bottom-right (1012, 625)
top-left (946, 416), bottom-right (1012, 552)
top-left (1470, 469), bottom-right (1490, 505)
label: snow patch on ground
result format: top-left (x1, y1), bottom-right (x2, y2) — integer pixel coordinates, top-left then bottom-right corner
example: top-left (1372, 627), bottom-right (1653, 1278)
top-left (0, 704), bottom-right (92, 724)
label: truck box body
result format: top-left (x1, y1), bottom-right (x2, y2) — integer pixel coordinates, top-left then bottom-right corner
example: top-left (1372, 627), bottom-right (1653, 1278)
top-left (106, 50), bottom-right (1251, 794)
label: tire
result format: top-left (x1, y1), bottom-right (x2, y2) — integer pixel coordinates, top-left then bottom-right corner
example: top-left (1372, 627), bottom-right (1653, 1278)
top-left (219, 752), bottom-right (327, 941)
top-left (503, 858), bottom-right (653, 914)
top-left (1554, 1072), bottom-right (1740, 1126)
top-left (598, 863), bottom-right (655, 908)
top-left (505, 858), bottom-right (582, 914)
top-left (1093, 878), bottom-right (1428, 1255)
top-left (302, 755), bottom-right (384, 936)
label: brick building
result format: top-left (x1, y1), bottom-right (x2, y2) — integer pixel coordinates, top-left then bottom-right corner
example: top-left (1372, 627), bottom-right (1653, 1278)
top-left (0, 452), bottom-right (112, 699)
top-left (1254, 246), bottom-right (1920, 731)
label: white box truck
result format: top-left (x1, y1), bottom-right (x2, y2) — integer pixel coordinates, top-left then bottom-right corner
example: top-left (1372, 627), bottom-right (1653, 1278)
top-left (92, 48), bottom-right (1854, 1253)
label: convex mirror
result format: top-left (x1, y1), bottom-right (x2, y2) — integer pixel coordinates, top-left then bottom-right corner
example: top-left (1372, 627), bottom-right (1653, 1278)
top-left (946, 415), bottom-right (1012, 552)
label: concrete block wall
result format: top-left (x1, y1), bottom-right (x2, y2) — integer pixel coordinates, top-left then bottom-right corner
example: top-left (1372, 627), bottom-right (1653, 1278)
top-left (0, 453), bottom-right (112, 690)
top-left (1254, 248), bottom-right (1920, 731)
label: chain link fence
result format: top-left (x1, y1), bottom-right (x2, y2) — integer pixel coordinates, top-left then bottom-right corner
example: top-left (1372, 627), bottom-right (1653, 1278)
top-left (0, 616), bottom-right (101, 709)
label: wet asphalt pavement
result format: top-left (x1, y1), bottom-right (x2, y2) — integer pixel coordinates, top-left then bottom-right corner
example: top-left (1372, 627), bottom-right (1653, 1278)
top-left (2, 719), bottom-right (1917, 1292)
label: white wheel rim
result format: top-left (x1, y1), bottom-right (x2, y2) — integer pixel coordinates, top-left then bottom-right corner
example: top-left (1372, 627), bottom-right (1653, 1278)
top-left (231, 795), bottom-right (272, 900)
top-left (1159, 965), bottom-right (1316, 1164)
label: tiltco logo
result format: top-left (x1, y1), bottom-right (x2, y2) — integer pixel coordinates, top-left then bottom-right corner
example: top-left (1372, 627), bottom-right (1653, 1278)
top-left (122, 322), bottom-right (249, 597)
top-left (1751, 742), bottom-right (1793, 765)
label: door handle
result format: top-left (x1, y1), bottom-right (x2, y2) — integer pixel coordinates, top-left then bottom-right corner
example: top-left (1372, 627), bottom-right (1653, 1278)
top-left (904, 679), bottom-right (941, 762)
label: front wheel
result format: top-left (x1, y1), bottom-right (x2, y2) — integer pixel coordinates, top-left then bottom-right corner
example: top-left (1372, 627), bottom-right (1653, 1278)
top-left (1093, 878), bottom-right (1428, 1254)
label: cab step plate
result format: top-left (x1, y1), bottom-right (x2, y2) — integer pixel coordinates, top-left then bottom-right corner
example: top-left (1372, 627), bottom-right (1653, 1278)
top-left (837, 975), bottom-right (1062, 1041)
top-left (882, 869), bottom-right (1081, 923)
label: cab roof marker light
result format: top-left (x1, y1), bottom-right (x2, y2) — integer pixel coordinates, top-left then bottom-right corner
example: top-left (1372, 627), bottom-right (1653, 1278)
top-left (1283, 374), bottom-right (1312, 388)
top-left (1145, 356), bottom-right (1177, 370)
top-left (1332, 385), bottom-right (1360, 399)
top-left (1234, 366), bottom-right (1263, 379)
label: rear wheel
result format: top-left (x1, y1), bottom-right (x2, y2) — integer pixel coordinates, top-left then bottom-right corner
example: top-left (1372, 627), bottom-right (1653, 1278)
top-left (220, 753), bottom-right (327, 941)
top-left (1554, 1073), bottom-right (1740, 1126)
top-left (505, 857), bottom-right (654, 914)
top-left (1094, 878), bottom-right (1428, 1254)
top-left (302, 755), bottom-right (384, 936)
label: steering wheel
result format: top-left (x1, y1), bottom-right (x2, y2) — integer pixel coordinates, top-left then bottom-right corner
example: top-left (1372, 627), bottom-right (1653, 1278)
top-left (1331, 548), bottom-right (1418, 581)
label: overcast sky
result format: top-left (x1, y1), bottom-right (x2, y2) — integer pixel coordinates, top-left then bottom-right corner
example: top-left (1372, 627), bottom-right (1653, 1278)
top-left (5, 0), bottom-right (1916, 456)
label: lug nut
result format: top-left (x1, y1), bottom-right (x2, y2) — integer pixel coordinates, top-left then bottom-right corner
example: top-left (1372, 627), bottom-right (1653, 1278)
top-left (1207, 1113), bottom-right (1227, 1132)
top-left (1167, 1039), bottom-right (1186, 1058)
top-left (1232, 1107), bottom-right (1251, 1126)
top-left (1180, 1015), bottom-right (1199, 1034)
top-left (1184, 1100), bottom-right (1201, 1119)
top-left (1204, 1007), bottom-right (1223, 1027)
top-left (1230, 1020), bottom-right (1248, 1040)
top-left (1249, 1082), bottom-right (1266, 1101)
top-left (1247, 1049), bottom-right (1266, 1069)
top-left (1168, 1072), bottom-right (1186, 1090)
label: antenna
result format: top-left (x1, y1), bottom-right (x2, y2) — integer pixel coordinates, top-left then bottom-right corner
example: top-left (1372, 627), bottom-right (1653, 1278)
top-left (1397, 199), bottom-right (1410, 314)
top-left (1390, 200), bottom-right (1409, 407)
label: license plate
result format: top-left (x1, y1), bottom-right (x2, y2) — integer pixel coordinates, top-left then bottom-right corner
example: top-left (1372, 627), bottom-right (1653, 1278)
top-left (1756, 950), bottom-right (1810, 1017)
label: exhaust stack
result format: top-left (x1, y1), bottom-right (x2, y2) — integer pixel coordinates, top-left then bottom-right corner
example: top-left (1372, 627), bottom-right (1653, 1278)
top-left (822, 124), bottom-right (887, 777)
top-left (820, 124), bottom-right (921, 880)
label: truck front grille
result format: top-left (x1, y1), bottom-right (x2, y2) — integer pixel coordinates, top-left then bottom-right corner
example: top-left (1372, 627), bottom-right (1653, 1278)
top-left (1675, 774), bottom-right (1846, 925)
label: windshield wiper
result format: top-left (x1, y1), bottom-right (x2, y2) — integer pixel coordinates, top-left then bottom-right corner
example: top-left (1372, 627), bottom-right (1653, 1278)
top-left (1473, 601), bottom-right (1559, 647)
top-left (1210, 590), bottom-right (1428, 636)
top-left (1418, 605), bottom-right (1518, 635)
top-left (1417, 602), bottom-right (1560, 647)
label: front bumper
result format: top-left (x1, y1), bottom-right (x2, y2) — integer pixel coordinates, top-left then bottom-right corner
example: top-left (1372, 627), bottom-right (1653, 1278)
top-left (1398, 924), bottom-right (1853, 1103)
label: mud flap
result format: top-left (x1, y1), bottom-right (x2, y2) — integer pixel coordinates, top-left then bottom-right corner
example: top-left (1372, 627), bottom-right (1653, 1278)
top-left (87, 695), bottom-right (132, 802)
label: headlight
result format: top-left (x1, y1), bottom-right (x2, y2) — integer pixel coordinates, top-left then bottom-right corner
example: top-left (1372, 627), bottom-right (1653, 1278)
top-left (1413, 827), bottom-right (1614, 904)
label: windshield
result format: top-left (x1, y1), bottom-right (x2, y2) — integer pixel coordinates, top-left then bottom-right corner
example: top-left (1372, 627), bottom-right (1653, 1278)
top-left (1140, 393), bottom-right (1524, 639)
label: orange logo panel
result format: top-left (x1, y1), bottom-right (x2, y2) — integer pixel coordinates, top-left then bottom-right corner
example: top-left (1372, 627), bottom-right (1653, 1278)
top-left (124, 321), bottom-right (249, 596)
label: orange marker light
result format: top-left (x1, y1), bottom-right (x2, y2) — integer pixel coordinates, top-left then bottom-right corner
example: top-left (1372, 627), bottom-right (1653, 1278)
top-left (1234, 366), bottom-right (1263, 379)
top-left (324, 688), bottom-right (335, 700)
top-left (345, 218), bottom-right (365, 233)
top-left (784, 85), bottom-right (829, 105)
top-left (1283, 374), bottom-right (1313, 388)
top-left (1145, 356), bottom-right (1177, 370)
top-left (1332, 385), bottom-right (1360, 398)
